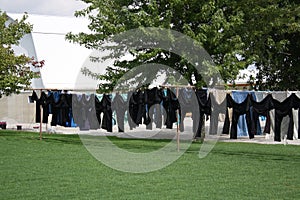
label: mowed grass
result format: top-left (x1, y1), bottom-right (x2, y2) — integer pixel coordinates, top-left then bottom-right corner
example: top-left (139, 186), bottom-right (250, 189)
top-left (1, 130), bottom-right (300, 199)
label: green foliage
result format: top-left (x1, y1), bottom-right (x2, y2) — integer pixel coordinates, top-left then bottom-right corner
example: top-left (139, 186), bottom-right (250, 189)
top-left (0, 11), bottom-right (36, 98)
top-left (67, 0), bottom-right (300, 91)
top-left (235, 0), bottom-right (300, 90)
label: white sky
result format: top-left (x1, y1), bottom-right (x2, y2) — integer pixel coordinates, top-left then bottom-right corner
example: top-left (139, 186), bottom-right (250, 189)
top-left (0, 0), bottom-right (87, 16)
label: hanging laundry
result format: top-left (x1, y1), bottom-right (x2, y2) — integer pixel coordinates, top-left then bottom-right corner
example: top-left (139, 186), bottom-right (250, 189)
top-left (52, 93), bottom-right (73, 127)
top-left (178, 87), bottom-right (197, 132)
top-left (31, 91), bottom-right (49, 123)
top-left (250, 94), bottom-right (274, 136)
top-left (144, 87), bottom-right (164, 130)
top-left (98, 94), bottom-right (113, 132)
top-left (226, 93), bottom-right (252, 139)
top-left (73, 93), bottom-right (86, 130)
top-left (112, 93), bottom-right (127, 132)
top-left (162, 88), bottom-right (180, 129)
top-left (73, 93), bottom-right (99, 130)
top-left (128, 90), bottom-right (145, 128)
top-left (208, 89), bottom-right (228, 135)
top-left (231, 91), bottom-right (261, 137)
top-left (193, 89), bottom-right (210, 139)
top-left (288, 91), bottom-right (300, 139)
top-left (273, 94), bottom-right (297, 141)
top-left (268, 92), bottom-right (287, 140)
top-left (127, 91), bottom-right (138, 130)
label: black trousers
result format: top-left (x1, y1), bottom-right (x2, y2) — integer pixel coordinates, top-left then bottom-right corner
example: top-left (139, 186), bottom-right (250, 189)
top-left (194, 89), bottom-right (210, 138)
top-left (225, 94), bottom-right (253, 139)
top-left (250, 94), bottom-right (274, 136)
top-left (273, 94), bottom-right (296, 141)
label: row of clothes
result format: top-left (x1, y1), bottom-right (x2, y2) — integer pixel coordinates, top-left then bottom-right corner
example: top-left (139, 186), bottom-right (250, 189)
top-left (73, 93), bottom-right (114, 132)
top-left (113, 87), bottom-right (212, 139)
top-left (210, 90), bottom-right (300, 142)
top-left (30, 89), bottom-right (300, 142)
top-left (30, 88), bottom-right (208, 137)
top-left (31, 90), bottom-right (74, 127)
top-left (30, 91), bottom-right (114, 131)
top-left (74, 88), bottom-right (190, 133)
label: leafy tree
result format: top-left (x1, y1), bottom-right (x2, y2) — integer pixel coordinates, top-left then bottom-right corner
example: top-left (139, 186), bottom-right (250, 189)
top-left (67, 0), bottom-right (300, 92)
top-left (0, 11), bottom-right (38, 98)
top-left (234, 0), bottom-right (300, 90)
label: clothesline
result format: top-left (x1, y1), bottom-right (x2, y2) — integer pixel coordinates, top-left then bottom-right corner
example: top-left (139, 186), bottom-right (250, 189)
top-left (29, 88), bottom-right (300, 145)
top-left (30, 86), bottom-right (196, 151)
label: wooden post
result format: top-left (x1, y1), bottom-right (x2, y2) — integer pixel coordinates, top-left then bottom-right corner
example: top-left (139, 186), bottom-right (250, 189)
top-left (39, 89), bottom-right (43, 140)
top-left (200, 117), bottom-right (205, 143)
top-left (39, 104), bottom-right (42, 140)
top-left (176, 87), bottom-right (180, 152)
top-left (159, 85), bottom-right (196, 152)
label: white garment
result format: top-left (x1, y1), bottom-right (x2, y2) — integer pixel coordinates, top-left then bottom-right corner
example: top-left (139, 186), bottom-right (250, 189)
top-left (207, 89), bottom-right (228, 135)
top-left (209, 89), bottom-right (228, 121)
top-left (288, 91), bottom-right (300, 140)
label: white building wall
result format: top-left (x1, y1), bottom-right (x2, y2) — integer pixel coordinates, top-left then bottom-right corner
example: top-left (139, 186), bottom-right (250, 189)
top-left (0, 92), bottom-right (36, 126)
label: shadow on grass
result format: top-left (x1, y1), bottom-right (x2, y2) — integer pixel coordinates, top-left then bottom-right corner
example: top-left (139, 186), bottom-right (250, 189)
top-left (41, 136), bottom-right (83, 145)
top-left (2, 130), bottom-right (300, 163)
top-left (82, 136), bottom-right (176, 153)
top-left (211, 143), bottom-right (300, 163)
top-left (0, 130), bottom-right (83, 145)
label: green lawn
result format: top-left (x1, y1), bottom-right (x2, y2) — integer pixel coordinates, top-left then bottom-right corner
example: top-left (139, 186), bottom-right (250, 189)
top-left (1, 130), bottom-right (300, 199)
